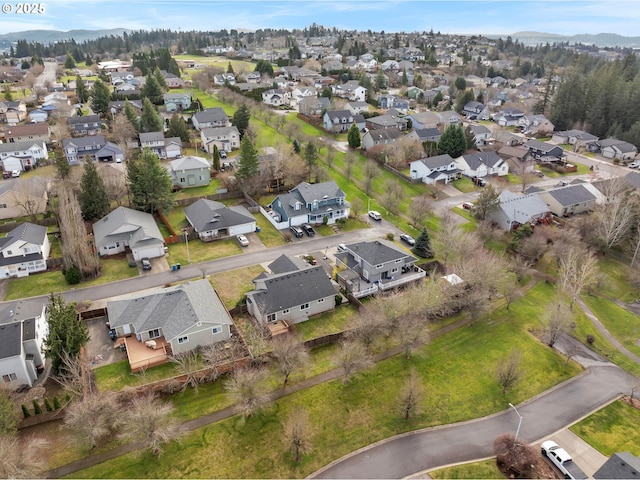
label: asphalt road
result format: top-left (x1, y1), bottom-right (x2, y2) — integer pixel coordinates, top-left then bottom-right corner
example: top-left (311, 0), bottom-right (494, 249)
top-left (313, 335), bottom-right (638, 479)
top-left (35, 61), bottom-right (58, 89)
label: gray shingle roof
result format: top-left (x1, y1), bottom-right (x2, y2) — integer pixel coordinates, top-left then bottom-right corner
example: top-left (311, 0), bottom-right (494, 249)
top-left (107, 280), bottom-right (232, 341)
top-left (139, 132), bottom-right (164, 143)
top-left (62, 135), bottom-right (106, 149)
top-left (267, 254), bottom-right (309, 274)
top-left (0, 141), bottom-right (45, 153)
top-left (68, 114), bottom-right (100, 126)
top-left (293, 181), bottom-right (345, 205)
top-left (344, 239), bottom-right (415, 266)
top-left (0, 222), bottom-right (47, 249)
top-left (193, 107), bottom-right (229, 124)
top-left (169, 155), bottom-right (210, 171)
top-left (184, 199), bottom-right (255, 233)
top-left (545, 184), bottom-right (596, 206)
top-left (594, 452), bottom-right (640, 479)
top-left (497, 190), bottom-right (549, 224)
top-left (462, 151), bottom-right (502, 169)
top-left (92, 207), bottom-right (163, 249)
top-left (416, 154), bottom-right (454, 169)
top-left (0, 300), bottom-right (45, 359)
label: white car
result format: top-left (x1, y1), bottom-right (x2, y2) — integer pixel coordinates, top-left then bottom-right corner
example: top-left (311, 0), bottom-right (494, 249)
top-left (368, 210), bottom-right (382, 221)
top-left (236, 234), bottom-right (249, 247)
top-left (11, 170), bottom-right (20, 178)
top-left (628, 162), bottom-right (639, 168)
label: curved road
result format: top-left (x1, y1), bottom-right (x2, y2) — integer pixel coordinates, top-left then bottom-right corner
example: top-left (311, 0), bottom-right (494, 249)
top-left (313, 335), bottom-right (638, 479)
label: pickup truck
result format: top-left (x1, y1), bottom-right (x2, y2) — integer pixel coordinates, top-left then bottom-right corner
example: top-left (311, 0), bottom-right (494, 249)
top-left (541, 440), bottom-right (588, 479)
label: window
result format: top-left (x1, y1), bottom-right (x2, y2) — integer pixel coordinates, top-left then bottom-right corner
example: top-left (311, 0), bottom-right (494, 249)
top-left (391, 268), bottom-right (398, 274)
top-left (376, 264), bottom-right (383, 269)
top-left (6, 250), bottom-right (12, 255)
top-left (178, 336), bottom-right (188, 344)
top-left (212, 326), bottom-right (222, 334)
top-left (300, 303), bottom-right (309, 310)
top-left (0, 204), bottom-right (6, 208)
top-left (148, 328), bottom-right (161, 339)
top-left (282, 309), bottom-right (289, 314)
top-left (267, 313), bottom-right (277, 322)
top-left (2, 373), bottom-right (17, 382)
top-left (395, 259), bottom-right (403, 263)
top-left (318, 298), bottom-right (324, 303)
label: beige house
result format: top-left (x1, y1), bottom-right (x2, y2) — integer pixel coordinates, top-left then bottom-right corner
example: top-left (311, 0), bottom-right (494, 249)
top-left (537, 184), bottom-right (600, 217)
top-left (4, 123), bottom-right (51, 144)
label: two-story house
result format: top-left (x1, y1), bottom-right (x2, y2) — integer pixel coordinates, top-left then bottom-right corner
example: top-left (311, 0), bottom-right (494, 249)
top-left (409, 154), bottom-right (460, 185)
top-left (261, 89), bottom-right (291, 107)
top-left (265, 181), bottom-right (350, 229)
top-left (5, 123), bottom-right (50, 144)
top-left (201, 126), bottom-right (241, 154)
top-left (0, 299), bottom-right (48, 389)
top-left (537, 184), bottom-right (600, 217)
top-left (469, 124), bottom-right (492, 147)
top-left (139, 132), bottom-right (166, 158)
top-left (406, 128), bottom-right (442, 145)
top-left (365, 114), bottom-right (409, 131)
top-left (494, 108), bottom-right (525, 127)
top-left (0, 100), bottom-right (27, 124)
top-left (0, 223), bottom-right (50, 278)
top-left (166, 156), bottom-right (211, 188)
top-left (163, 93), bottom-right (192, 113)
top-left (462, 101), bottom-right (491, 120)
top-left (332, 82), bottom-right (367, 102)
top-left (457, 151), bottom-right (509, 178)
top-left (335, 240), bottom-right (426, 298)
top-left (213, 73), bottom-right (237, 86)
top-left (323, 110), bottom-right (355, 133)
top-left (0, 141), bottom-right (48, 172)
top-left (377, 95), bottom-right (410, 113)
top-left (361, 129), bottom-right (403, 150)
top-left (246, 254), bottom-right (337, 325)
top-left (518, 114), bottom-right (554, 136)
top-left (68, 114), bottom-right (102, 137)
top-left (62, 135), bottom-right (107, 165)
top-left (191, 107), bottom-right (230, 131)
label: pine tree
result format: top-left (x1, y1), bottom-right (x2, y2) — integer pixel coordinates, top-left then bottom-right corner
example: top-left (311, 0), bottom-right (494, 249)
top-left (44, 294), bottom-right (89, 376)
top-left (227, 62), bottom-right (234, 74)
top-left (153, 67), bottom-right (168, 90)
top-left (412, 228), bottom-right (435, 258)
top-left (75, 75), bottom-right (89, 104)
top-left (347, 123), bottom-right (361, 149)
top-left (64, 53), bottom-right (76, 69)
top-left (124, 100), bottom-right (140, 132)
top-left (438, 124), bottom-right (467, 158)
top-left (303, 142), bottom-right (318, 179)
top-left (139, 97), bottom-right (163, 133)
top-left (127, 149), bottom-right (175, 214)
top-left (166, 114), bottom-right (190, 142)
top-left (89, 79), bottom-right (111, 117)
top-left (79, 160), bottom-right (109, 221)
top-left (212, 144), bottom-right (221, 171)
top-left (2, 84), bottom-right (12, 102)
top-left (141, 72), bottom-right (163, 104)
top-left (236, 136), bottom-right (259, 180)
top-left (232, 104), bottom-right (251, 138)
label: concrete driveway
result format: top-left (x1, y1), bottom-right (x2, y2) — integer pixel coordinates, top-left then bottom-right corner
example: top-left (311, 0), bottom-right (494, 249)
top-left (84, 316), bottom-right (127, 368)
top-left (540, 429), bottom-right (608, 478)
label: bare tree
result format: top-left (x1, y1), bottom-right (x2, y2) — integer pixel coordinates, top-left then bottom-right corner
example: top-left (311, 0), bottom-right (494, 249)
top-left (434, 210), bottom-right (465, 266)
top-left (409, 195), bottom-right (432, 228)
top-left (542, 301), bottom-right (572, 347)
top-left (63, 392), bottom-right (121, 449)
top-left (98, 164), bottom-right (128, 206)
top-left (283, 407), bottom-right (313, 463)
top-left (498, 272), bottom-right (522, 310)
top-left (335, 339), bottom-right (373, 384)
top-left (382, 178), bottom-right (405, 214)
top-left (0, 435), bottom-right (46, 479)
top-left (325, 146), bottom-right (337, 169)
top-left (593, 178), bottom-right (638, 251)
top-left (347, 297), bottom-right (390, 351)
top-left (54, 352), bottom-right (95, 400)
top-left (397, 367), bottom-right (425, 420)
top-left (224, 366), bottom-right (269, 418)
top-left (9, 177), bottom-right (48, 222)
top-left (496, 350), bottom-right (522, 395)
top-left (394, 311), bottom-right (431, 360)
top-left (363, 160), bottom-right (377, 195)
top-left (493, 433), bottom-right (537, 478)
top-left (557, 246), bottom-right (599, 309)
top-left (169, 350), bottom-right (205, 393)
top-left (628, 219), bottom-right (640, 268)
top-left (350, 197), bottom-right (364, 218)
top-left (344, 151), bottom-right (357, 181)
top-left (111, 113), bottom-right (137, 155)
top-left (515, 232), bottom-right (548, 264)
top-left (270, 334), bottom-right (310, 388)
top-left (120, 393), bottom-right (180, 455)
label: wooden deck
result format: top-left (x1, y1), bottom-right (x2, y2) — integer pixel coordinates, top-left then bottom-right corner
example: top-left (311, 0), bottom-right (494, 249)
top-left (123, 336), bottom-right (172, 373)
top-left (268, 320), bottom-right (290, 336)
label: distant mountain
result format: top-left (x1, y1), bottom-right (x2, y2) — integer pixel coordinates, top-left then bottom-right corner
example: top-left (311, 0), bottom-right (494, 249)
top-left (489, 31), bottom-right (640, 48)
top-left (0, 28), bottom-right (130, 46)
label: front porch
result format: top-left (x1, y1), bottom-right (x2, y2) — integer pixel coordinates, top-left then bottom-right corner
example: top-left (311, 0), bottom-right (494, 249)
top-left (118, 336), bottom-right (172, 373)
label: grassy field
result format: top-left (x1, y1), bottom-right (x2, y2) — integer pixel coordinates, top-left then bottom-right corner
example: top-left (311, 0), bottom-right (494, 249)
top-left (292, 304), bottom-right (357, 341)
top-left (430, 459), bottom-right (503, 479)
top-left (595, 257), bottom-right (636, 301)
top-left (570, 399), bottom-right (640, 456)
top-left (208, 264), bottom-right (266, 310)
top-left (166, 236), bottom-right (242, 266)
top-left (174, 180), bottom-right (222, 201)
top-left (582, 295), bottom-right (640, 357)
top-left (254, 213), bottom-right (288, 247)
top-left (70, 281), bottom-right (581, 479)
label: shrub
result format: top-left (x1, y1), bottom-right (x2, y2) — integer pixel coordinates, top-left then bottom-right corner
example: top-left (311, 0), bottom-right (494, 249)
top-left (586, 334), bottom-right (595, 345)
top-left (64, 265), bottom-right (81, 285)
top-left (322, 216), bottom-right (329, 225)
top-left (32, 399), bottom-right (42, 415)
top-left (44, 398), bottom-right (53, 411)
top-left (386, 233), bottom-right (395, 241)
top-left (21, 404), bottom-right (31, 418)
top-left (53, 397), bottom-right (61, 410)
top-left (335, 294), bottom-right (343, 307)
top-left (336, 217), bottom-right (347, 225)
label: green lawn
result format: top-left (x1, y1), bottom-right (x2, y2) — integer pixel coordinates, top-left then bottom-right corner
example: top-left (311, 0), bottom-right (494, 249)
top-left (292, 304), bottom-right (357, 341)
top-left (570, 400), bottom-right (640, 456)
top-left (430, 459), bottom-right (503, 479)
top-left (165, 205), bottom-right (188, 233)
top-left (71, 281), bottom-right (581, 479)
top-left (451, 176), bottom-right (476, 193)
top-left (166, 237), bottom-right (242, 265)
top-left (596, 257), bottom-right (636, 301)
top-left (254, 214), bottom-right (287, 247)
top-left (174, 180), bottom-right (222, 201)
top-left (94, 360), bottom-right (182, 392)
top-left (582, 296), bottom-right (640, 357)
top-left (208, 264), bottom-right (266, 310)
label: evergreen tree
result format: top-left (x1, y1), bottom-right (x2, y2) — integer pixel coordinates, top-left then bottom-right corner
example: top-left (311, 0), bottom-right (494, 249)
top-left (454, 89), bottom-right (475, 113)
top-left (227, 62), bottom-right (234, 74)
top-left (124, 100), bottom-right (140, 132)
top-left (411, 228), bottom-right (435, 258)
top-left (454, 76), bottom-right (467, 91)
top-left (303, 142), bottom-right (318, 180)
top-left (127, 149), bottom-right (175, 214)
top-left (153, 67), bottom-right (168, 90)
top-left (212, 144), bottom-right (221, 171)
top-left (2, 84), bottom-right (12, 102)
top-left (139, 97), bottom-right (163, 133)
top-left (85, 53), bottom-right (93, 66)
top-left (44, 294), bottom-right (89, 376)
top-left (79, 160), bottom-right (109, 221)
top-left (141, 71), bottom-right (163, 104)
top-left (438, 124), bottom-right (467, 158)
top-left (53, 152), bottom-right (71, 179)
top-left (75, 75), bottom-right (89, 104)
top-left (347, 123), bottom-right (361, 149)
top-left (401, 69), bottom-right (408, 86)
top-left (166, 113), bottom-right (190, 142)
top-left (464, 125), bottom-right (478, 151)
top-left (64, 52), bottom-right (76, 69)
top-left (292, 139), bottom-right (301, 154)
top-left (89, 79), bottom-right (111, 117)
top-left (236, 136), bottom-right (260, 180)
top-left (232, 104), bottom-right (251, 138)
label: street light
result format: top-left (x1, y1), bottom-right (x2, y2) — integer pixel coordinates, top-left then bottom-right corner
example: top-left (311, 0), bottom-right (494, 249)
top-left (183, 229), bottom-right (190, 264)
top-left (508, 403), bottom-right (523, 440)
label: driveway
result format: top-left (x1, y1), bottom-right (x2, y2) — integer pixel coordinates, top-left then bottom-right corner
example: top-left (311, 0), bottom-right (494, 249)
top-left (540, 429), bottom-right (608, 478)
top-left (84, 316), bottom-right (127, 368)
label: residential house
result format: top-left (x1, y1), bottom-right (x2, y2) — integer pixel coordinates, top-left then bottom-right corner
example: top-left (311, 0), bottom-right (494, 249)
top-left (0, 299), bottom-right (48, 389)
top-left (185, 199), bottom-right (256, 241)
top-left (537, 184), bottom-right (599, 217)
top-left (201, 126), bottom-right (241, 153)
top-left (407, 128), bottom-right (441, 145)
top-left (261, 89), bottom-right (291, 107)
top-left (332, 82), bottom-right (367, 102)
top-left (191, 107), bottom-right (230, 131)
top-left (0, 101), bottom-right (27, 124)
top-left (594, 452), bottom-right (640, 479)
top-left (28, 109), bottom-right (48, 123)
top-left (407, 111), bottom-right (440, 130)
top-left (406, 86), bottom-right (425, 100)
top-left (42, 93), bottom-right (68, 108)
top-left (93, 206), bottom-right (165, 260)
top-left (166, 156), bottom-right (211, 188)
top-left (462, 101), bottom-right (491, 120)
top-left (597, 138), bottom-right (638, 161)
top-left (265, 181), bottom-right (349, 229)
top-left (469, 125), bottom-right (491, 147)
top-left (494, 130), bottom-right (524, 147)
top-left (518, 114), bottom-right (554, 136)
top-left (551, 129), bottom-right (599, 150)
top-left (246, 255), bottom-right (337, 325)
top-left (493, 108), bottom-right (524, 127)
top-left (213, 73), bottom-right (236, 86)
top-left (95, 142), bottom-right (125, 163)
top-left (5, 123), bottom-right (50, 144)
top-left (345, 101), bottom-right (370, 116)
top-left (68, 114), bottom-right (102, 137)
top-left (0, 179), bottom-right (48, 221)
top-left (323, 110), bottom-right (355, 133)
top-left (457, 151), bottom-right (509, 178)
top-left (524, 139), bottom-right (564, 162)
top-left (377, 95), bottom-right (410, 113)
top-left (299, 96), bottom-right (330, 117)
top-left (365, 114), bottom-right (408, 131)
top-left (498, 145), bottom-right (533, 172)
top-left (163, 93), bottom-right (192, 112)
top-left (140, 132), bottom-right (166, 158)
top-left (335, 240), bottom-right (426, 298)
top-left (108, 100), bottom-right (142, 117)
top-left (490, 190), bottom-right (550, 231)
top-left (289, 87), bottom-right (317, 110)
top-left (162, 71), bottom-right (184, 89)
top-left (107, 280), bottom-right (233, 371)
top-left (436, 111), bottom-right (462, 125)
top-left (0, 223), bottom-right (50, 278)
top-left (62, 135), bottom-right (107, 165)
top-left (0, 141), bottom-right (48, 171)
top-left (245, 71), bottom-right (262, 84)
top-left (361, 129), bottom-right (403, 150)
top-left (380, 60), bottom-right (400, 73)
top-left (409, 154), bottom-right (460, 184)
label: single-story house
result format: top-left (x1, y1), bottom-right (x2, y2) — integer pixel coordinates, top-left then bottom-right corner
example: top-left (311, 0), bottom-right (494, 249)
top-left (0, 299), bottom-right (48, 389)
top-left (246, 254), bottom-right (337, 324)
top-left (457, 151), bottom-right (509, 178)
top-left (407, 127), bottom-right (441, 144)
top-left (410, 154), bottom-right (460, 184)
top-left (524, 139), bottom-right (564, 161)
top-left (537, 184), bottom-right (599, 217)
top-left (166, 156), bottom-right (211, 188)
top-left (93, 206), bottom-right (165, 260)
top-left (490, 190), bottom-right (551, 231)
top-left (185, 199), bottom-right (256, 241)
top-left (597, 138), bottom-right (638, 161)
top-left (0, 223), bottom-right (50, 278)
top-left (551, 130), bottom-right (599, 149)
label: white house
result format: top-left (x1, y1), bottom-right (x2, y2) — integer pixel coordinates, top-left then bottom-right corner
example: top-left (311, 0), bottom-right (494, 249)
top-left (409, 154), bottom-right (460, 185)
top-left (0, 223), bottom-right (50, 278)
top-left (0, 141), bottom-right (48, 171)
top-left (456, 151), bottom-right (509, 178)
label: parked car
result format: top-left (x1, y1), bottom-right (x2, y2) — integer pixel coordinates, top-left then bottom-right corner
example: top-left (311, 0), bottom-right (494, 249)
top-left (141, 257), bottom-right (152, 271)
top-left (400, 233), bottom-right (415, 246)
top-left (301, 223), bottom-right (315, 236)
top-left (534, 170), bottom-right (544, 177)
top-left (462, 202), bottom-right (475, 210)
top-left (629, 162), bottom-right (639, 168)
top-left (290, 225), bottom-right (304, 237)
top-left (472, 177), bottom-right (486, 187)
top-left (11, 170), bottom-right (20, 178)
top-left (541, 441), bottom-right (587, 480)
top-left (337, 243), bottom-right (347, 252)
top-left (368, 210), bottom-right (382, 221)
top-left (236, 234), bottom-right (249, 247)
top-left (219, 150), bottom-right (227, 159)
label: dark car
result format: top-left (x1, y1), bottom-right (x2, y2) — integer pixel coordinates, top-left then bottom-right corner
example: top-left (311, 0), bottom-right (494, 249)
top-left (473, 177), bottom-right (486, 187)
top-left (141, 257), bottom-right (152, 271)
top-left (301, 223), bottom-right (315, 236)
top-left (400, 233), bottom-right (415, 246)
top-left (290, 225), bottom-right (304, 238)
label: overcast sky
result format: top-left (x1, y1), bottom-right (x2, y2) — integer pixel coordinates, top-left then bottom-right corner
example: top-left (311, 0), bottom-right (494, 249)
top-left (1, 1), bottom-right (638, 37)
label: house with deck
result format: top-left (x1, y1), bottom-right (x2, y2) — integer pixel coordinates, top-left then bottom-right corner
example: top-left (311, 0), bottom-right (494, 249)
top-left (167, 156), bottom-right (211, 188)
top-left (537, 184), bottom-right (599, 217)
top-left (490, 190), bottom-right (551, 231)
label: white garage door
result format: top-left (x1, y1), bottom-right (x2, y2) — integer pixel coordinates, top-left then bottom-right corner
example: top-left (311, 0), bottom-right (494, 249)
top-left (133, 245), bottom-right (165, 261)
